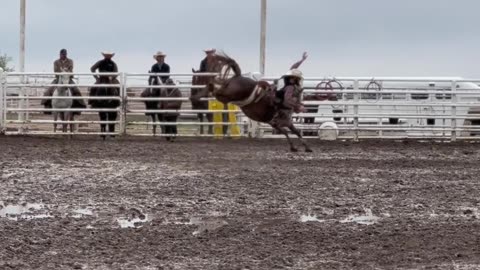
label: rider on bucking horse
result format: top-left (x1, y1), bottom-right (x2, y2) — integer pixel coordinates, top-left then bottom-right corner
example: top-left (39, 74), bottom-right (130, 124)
top-left (270, 52), bottom-right (308, 127)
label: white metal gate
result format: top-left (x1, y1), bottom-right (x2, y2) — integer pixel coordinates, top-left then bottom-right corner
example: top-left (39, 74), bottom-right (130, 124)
top-left (2, 72), bottom-right (480, 141)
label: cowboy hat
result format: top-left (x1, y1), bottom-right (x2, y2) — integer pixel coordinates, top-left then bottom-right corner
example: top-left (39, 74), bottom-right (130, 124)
top-left (153, 51), bottom-right (167, 58)
top-left (203, 48), bottom-right (216, 53)
top-left (281, 69), bottom-right (303, 79)
top-left (101, 51), bottom-right (115, 57)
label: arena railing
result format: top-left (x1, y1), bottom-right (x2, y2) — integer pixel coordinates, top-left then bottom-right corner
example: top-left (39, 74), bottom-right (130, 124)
top-left (2, 72), bottom-right (480, 141)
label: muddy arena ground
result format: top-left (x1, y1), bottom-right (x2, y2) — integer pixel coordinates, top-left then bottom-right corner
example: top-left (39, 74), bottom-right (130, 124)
top-left (1, 136), bottom-right (480, 270)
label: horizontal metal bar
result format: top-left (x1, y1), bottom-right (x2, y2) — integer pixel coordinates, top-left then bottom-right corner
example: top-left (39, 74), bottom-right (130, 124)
top-left (7, 120), bottom-right (119, 124)
top-left (292, 113), bottom-right (480, 119)
top-left (127, 121), bottom-right (245, 126)
top-left (126, 85), bottom-right (205, 89)
top-left (128, 133), bottom-right (244, 138)
top-left (301, 101), bottom-right (480, 106)
top-left (128, 109), bottom-right (241, 113)
top-left (302, 89), bottom-right (480, 95)
top-left (127, 97), bottom-right (215, 101)
top-left (7, 108), bottom-right (121, 112)
top-left (8, 84), bottom-right (121, 88)
top-left (4, 131), bottom-right (119, 135)
top-left (6, 96), bottom-right (121, 100)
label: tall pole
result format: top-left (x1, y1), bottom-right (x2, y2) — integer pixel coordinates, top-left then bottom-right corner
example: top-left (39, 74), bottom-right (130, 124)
top-left (260, 0), bottom-right (267, 75)
top-left (19, 0), bottom-right (26, 127)
top-left (20, 0), bottom-right (26, 73)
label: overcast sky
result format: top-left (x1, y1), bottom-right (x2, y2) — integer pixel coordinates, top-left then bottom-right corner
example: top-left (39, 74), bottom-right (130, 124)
top-left (1, 0), bottom-right (480, 77)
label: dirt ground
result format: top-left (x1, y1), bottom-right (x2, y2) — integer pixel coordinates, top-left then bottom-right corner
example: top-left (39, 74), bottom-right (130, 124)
top-left (1, 136), bottom-right (480, 270)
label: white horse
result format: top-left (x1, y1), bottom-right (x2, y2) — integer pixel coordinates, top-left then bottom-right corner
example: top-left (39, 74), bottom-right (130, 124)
top-left (51, 69), bottom-right (74, 133)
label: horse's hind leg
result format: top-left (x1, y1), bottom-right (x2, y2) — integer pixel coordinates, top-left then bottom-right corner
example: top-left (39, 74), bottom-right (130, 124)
top-left (272, 124), bottom-right (297, 152)
top-left (288, 124), bottom-right (313, 152)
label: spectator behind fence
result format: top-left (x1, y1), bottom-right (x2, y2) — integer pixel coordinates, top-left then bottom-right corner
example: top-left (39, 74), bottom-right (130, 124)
top-left (90, 51), bottom-right (119, 84)
top-left (160, 78), bottom-right (182, 142)
top-left (41, 49), bottom-right (86, 114)
top-left (149, 51), bottom-right (170, 85)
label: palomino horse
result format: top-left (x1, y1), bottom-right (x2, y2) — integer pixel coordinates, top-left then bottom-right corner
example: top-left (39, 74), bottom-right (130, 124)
top-left (51, 71), bottom-right (73, 133)
top-left (88, 75), bottom-right (121, 140)
top-left (191, 69), bottom-right (214, 134)
top-left (191, 53), bottom-right (312, 152)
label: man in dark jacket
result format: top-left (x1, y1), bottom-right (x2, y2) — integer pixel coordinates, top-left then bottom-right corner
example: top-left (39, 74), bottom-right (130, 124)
top-left (199, 48), bottom-right (216, 72)
top-left (90, 51), bottom-right (119, 82)
top-left (149, 51), bottom-right (170, 85)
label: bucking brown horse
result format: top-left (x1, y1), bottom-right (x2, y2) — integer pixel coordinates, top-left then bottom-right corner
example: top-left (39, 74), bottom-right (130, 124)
top-left (191, 52), bottom-right (312, 152)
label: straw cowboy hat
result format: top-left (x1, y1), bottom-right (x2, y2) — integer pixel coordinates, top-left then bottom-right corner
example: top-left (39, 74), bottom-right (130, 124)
top-left (153, 51), bottom-right (167, 58)
top-left (203, 48), bottom-right (216, 53)
top-left (101, 51), bottom-right (115, 57)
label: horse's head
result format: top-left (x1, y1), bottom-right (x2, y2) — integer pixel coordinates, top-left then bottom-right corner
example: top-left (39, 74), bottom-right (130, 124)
top-left (57, 67), bottom-right (71, 89)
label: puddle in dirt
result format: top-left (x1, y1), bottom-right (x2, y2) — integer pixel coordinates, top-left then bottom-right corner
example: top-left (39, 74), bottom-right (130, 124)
top-left (0, 202), bottom-right (52, 221)
top-left (117, 216), bottom-right (149, 228)
top-left (189, 217), bottom-right (228, 235)
top-left (300, 214), bottom-right (325, 223)
top-left (341, 208), bottom-right (380, 225)
top-left (72, 208), bottom-right (94, 218)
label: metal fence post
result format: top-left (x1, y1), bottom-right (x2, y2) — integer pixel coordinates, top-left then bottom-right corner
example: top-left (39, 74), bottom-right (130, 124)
top-left (353, 80), bottom-right (359, 142)
top-left (0, 68), bottom-right (5, 133)
top-left (120, 72), bottom-right (127, 136)
top-left (451, 80), bottom-right (457, 142)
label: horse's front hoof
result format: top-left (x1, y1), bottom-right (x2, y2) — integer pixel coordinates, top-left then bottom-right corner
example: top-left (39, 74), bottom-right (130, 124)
top-left (305, 148), bottom-right (313, 153)
top-left (290, 147), bottom-right (298, 152)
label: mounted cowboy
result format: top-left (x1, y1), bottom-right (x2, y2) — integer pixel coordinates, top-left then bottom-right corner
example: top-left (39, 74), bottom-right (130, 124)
top-left (41, 48), bottom-right (86, 113)
top-left (89, 51), bottom-right (120, 138)
top-left (271, 52), bottom-right (308, 128)
top-left (90, 51), bottom-right (119, 82)
top-left (199, 48), bottom-right (230, 135)
top-left (149, 51), bottom-right (170, 85)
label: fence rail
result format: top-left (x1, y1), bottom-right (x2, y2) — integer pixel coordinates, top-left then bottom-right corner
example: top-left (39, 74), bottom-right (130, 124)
top-left (1, 71), bottom-right (480, 141)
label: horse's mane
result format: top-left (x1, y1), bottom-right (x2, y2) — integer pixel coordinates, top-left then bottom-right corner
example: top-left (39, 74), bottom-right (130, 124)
top-left (214, 51), bottom-right (242, 77)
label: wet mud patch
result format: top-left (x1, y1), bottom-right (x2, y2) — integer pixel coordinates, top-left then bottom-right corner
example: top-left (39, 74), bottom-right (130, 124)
top-left (1, 137), bottom-right (480, 269)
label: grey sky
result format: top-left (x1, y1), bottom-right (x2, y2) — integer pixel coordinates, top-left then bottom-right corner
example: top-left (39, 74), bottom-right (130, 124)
top-left (1, 0), bottom-right (480, 77)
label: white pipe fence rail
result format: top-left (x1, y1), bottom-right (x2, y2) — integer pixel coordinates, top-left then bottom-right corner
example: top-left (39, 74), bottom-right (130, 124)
top-left (1, 71), bottom-right (480, 141)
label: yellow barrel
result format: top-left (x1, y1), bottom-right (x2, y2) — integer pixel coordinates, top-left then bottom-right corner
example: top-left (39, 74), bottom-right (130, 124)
top-left (208, 100), bottom-right (241, 138)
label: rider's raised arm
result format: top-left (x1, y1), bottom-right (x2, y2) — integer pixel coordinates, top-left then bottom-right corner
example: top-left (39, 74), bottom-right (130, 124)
top-left (290, 52), bottom-right (308, 70)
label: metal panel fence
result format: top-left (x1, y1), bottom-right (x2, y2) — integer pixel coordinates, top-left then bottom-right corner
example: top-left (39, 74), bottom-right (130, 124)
top-left (1, 72), bottom-right (480, 141)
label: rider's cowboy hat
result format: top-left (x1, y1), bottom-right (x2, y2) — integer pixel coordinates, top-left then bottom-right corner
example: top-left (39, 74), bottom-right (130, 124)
top-left (203, 48), bottom-right (216, 53)
top-left (101, 51), bottom-right (115, 57)
top-left (153, 51), bottom-right (167, 58)
top-left (282, 69), bottom-right (303, 79)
